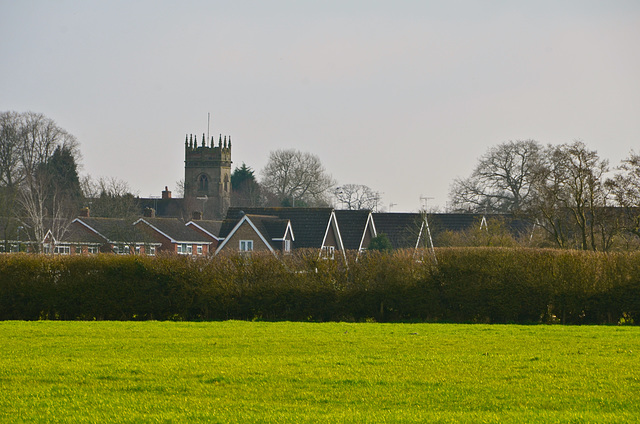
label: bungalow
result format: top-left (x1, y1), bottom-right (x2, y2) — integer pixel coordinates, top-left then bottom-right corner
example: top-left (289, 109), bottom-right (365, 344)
top-left (185, 219), bottom-right (223, 251)
top-left (72, 216), bottom-right (160, 255)
top-left (221, 207), bottom-right (345, 259)
top-left (133, 217), bottom-right (214, 255)
top-left (371, 212), bottom-right (428, 250)
top-left (0, 218), bottom-right (35, 253)
top-left (334, 210), bottom-right (376, 252)
top-left (215, 213), bottom-right (294, 255)
top-left (42, 223), bottom-right (104, 255)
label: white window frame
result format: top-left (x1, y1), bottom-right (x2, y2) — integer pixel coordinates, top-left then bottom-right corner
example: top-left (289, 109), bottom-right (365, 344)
top-left (197, 245), bottom-right (203, 255)
top-left (239, 240), bottom-right (254, 252)
top-left (88, 246), bottom-right (99, 254)
top-left (321, 245), bottom-right (335, 260)
top-left (284, 239), bottom-right (291, 253)
top-left (54, 245), bottom-right (71, 255)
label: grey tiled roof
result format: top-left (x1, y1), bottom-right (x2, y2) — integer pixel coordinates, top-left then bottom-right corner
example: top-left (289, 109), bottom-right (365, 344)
top-left (334, 210), bottom-right (372, 250)
top-left (372, 213), bottom-right (424, 249)
top-left (186, 220), bottom-right (223, 240)
top-left (73, 217), bottom-right (151, 243)
top-left (223, 207), bottom-right (334, 249)
top-left (136, 218), bottom-right (212, 243)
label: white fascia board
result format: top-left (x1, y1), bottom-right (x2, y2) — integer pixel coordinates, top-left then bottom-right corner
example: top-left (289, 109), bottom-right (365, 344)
top-left (357, 212), bottom-right (375, 251)
top-left (42, 229), bottom-right (55, 244)
top-left (415, 220), bottom-right (426, 250)
top-left (72, 218), bottom-right (110, 242)
top-left (272, 221), bottom-right (295, 242)
top-left (185, 221), bottom-right (221, 241)
top-left (320, 211), bottom-right (346, 261)
top-left (134, 218), bottom-right (177, 243)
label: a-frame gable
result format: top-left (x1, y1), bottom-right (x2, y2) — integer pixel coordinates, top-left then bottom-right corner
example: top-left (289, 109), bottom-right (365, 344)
top-left (359, 212), bottom-right (377, 251)
top-left (214, 215), bottom-right (276, 255)
top-left (321, 211), bottom-right (346, 260)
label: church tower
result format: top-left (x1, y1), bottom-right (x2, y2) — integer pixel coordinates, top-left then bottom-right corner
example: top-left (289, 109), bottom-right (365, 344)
top-left (184, 133), bottom-right (232, 218)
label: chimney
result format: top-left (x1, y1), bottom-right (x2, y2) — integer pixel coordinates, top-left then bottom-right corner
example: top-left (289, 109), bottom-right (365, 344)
top-left (192, 211), bottom-right (202, 221)
top-left (144, 208), bottom-right (156, 218)
top-left (80, 207), bottom-right (90, 218)
top-left (162, 186), bottom-right (172, 200)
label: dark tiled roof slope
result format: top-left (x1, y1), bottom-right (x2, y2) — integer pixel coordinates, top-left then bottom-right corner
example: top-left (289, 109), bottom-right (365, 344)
top-left (139, 218), bottom-right (212, 243)
top-left (334, 210), bottom-right (371, 250)
top-left (372, 213), bottom-right (423, 249)
top-left (187, 220), bottom-right (223, 239)
top-left (224, 207), bottom-right (333, 248)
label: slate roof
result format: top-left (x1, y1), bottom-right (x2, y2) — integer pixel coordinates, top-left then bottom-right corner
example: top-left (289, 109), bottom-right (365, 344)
top-left (215, 214), bottom-right (291, 253)
top-left (185, 220), bottom-right (223, 240)
top-left (73, 217), bottom-right (149, 243)
top-left (334, 210), bottom-right (374, 250)
top-left (427, 213), bottom-right (485, 233)
top-left (60, 222), bottom-right (105, 244)
top-left (135, 218), bottom-right (212, 243)
top-left (372, 213), bottom-right (424, 249)
top-left (223, 207), bottom-right (336, 249)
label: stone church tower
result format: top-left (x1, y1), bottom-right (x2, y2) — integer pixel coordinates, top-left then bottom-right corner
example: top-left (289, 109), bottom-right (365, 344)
top-left (184, 133), bottom-right (232, 218)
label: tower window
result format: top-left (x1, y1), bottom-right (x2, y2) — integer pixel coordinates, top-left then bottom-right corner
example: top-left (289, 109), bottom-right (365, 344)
top-left (199, 174), bottom-right (209, 191)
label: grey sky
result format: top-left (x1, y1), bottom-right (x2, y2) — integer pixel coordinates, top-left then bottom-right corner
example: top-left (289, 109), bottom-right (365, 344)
top-left (2, 1), bottom-right (639, 211)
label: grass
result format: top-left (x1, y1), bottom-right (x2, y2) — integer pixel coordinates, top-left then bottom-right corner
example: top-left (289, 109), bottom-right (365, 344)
top-left (1, 321), bottom-right (639, 423)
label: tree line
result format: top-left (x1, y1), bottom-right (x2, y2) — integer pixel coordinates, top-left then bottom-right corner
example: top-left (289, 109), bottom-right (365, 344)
top-left (449, 140), bottom-right (640, 251)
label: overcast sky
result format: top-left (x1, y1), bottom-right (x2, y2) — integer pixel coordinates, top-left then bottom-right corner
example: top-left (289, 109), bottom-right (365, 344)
top-left (2, 1), bottom-right (639, 212)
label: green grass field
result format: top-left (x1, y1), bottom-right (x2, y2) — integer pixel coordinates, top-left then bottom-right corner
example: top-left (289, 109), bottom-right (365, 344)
top-left (1, 322), bottom-right (639, 423)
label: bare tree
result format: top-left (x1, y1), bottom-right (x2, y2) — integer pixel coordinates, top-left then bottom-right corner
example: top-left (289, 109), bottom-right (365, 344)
top-left (334, 184), bottom-right (381, 210)
top-left (82, 176), bottom-right (140, 218)
top-left (449, 140), bottom-right (543, 213)
top-left (606, 150), bottom-right (640, 239)
top-left (0, 111), bottom-right (82, 250)
top-left (260, 149), bottom-right (335, 206)
top-left (531, 141), bottom-right (610, 250)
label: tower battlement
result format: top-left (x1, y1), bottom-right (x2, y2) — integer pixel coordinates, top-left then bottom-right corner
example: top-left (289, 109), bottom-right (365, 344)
top-left (184, 133), bottom-right (231, 162)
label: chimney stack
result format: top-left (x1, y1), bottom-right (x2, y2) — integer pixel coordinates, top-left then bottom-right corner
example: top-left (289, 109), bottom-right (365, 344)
top-left (80, 207), bottom-right (90, 218)
top-left (192, 211), bottom-right (202, 221)
top-left (162, 186), bottom-right (171, 200)
top-left (143, 208), bottom-right (156, 218)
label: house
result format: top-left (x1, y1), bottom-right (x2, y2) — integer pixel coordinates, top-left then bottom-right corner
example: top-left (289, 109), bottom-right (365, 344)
top-left (133, 217), bottom-right (214, 255)
top-left (42, 223), bottom-right (104, 255)
top-left (220, 207), bottom-right (345, 259)
top-left (215, 213), bottom-right (294, 255)
top-left (334, 210), bottom-right (376, 252)
top-left (72, 216), bottom-right (160, 255)
top-left (372, 213), bottom-right (429, 250)
top-left (0, 218), bottom-right (34, 253)
top-left (185, 219), bottom-right (223, 251)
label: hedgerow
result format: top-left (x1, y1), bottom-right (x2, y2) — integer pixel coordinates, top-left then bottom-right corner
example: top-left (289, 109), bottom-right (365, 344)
top-left (1, 248), bottom-right (639, 324)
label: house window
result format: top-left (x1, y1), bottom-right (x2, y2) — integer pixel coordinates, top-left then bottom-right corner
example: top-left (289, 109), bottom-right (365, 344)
top-left (115, 244), bottom-right (130, 255)
top-left (321, 245), bottom-right (335, 260)
top-left (135, 245), bottom-right (141, 255)
top-left (239, 240), bottom-right (253, 252)
top-left (54, 245), bottom-right (70, 255)
top-left (178, 244), bottom-right (192, 255)
top-left (148, 246), bottom-right (156, 256)
top-left (284, 239), bottom-right (291, 253)
top-left (88, 246), bottom-right (99, 254)
top-left (197, 245), bottom-right (203, 255)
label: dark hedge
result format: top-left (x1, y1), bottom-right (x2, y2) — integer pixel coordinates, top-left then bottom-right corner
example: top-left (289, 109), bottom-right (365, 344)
top-left (1, 248), bottom-right (639, 324)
